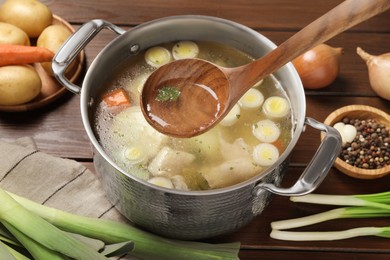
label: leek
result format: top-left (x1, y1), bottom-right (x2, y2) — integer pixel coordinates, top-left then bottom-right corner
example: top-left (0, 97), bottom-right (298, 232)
top-left (270, 191), bottom-right (390, 241)
top-left (0, 242), bottom-right (30, 260)
top-left (0, 240), bottom-right (17, 260)
top-left (0, 187), bottom-right (107, 260)
top-left (0, 224), bottom-right (19, 246)
top-left (8, 191), bottom-right (240, 260)
top-left (100, 241), bottom-right (135, 257)
top-left (3, 222), bottom-right (64, 260)
top-left (0, 240), bottom-right (31, 260)
top-left (271, 227), bottom-right (390, 241)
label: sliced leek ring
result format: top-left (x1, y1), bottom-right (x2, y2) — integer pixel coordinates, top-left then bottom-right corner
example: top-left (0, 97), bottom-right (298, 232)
top-left (252, 119), bottom-right (280, 143)
top-left (220, 104), bottom-right (241, 127)
top-left (239, 88), bottom-right (264, 109)
top-left (132, 73), bottom-right (150, 93)
top-left (148, 176), bottom-right (174, 189)
top-left (172, 41), bottom-right (199, 60)
top-left (123, 145), bottom-right (147, 164)
top-left (253, 78), bottom-right (264, 87)
top-left (253, 143), bottom-right (279, 166)
top-left (145, 46), bottom-right (171, 68)
top-left (262, 96), bottom-right (290, 119)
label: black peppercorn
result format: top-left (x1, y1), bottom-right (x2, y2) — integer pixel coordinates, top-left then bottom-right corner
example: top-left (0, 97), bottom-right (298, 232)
top-left (338, 118), bottom-right (390, 169)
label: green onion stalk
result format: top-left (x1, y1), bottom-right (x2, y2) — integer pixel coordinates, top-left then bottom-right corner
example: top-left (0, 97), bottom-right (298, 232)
top-left (270, 191), bottom-right (390, 242)
top-left (8, 191), bottom-right (240, 260)
top-left (290, 192), bottom-right (390, 210)
top-left (271, 227), bottom-right (390, 241)
top-left (271, 206), bottom-right (390, 230)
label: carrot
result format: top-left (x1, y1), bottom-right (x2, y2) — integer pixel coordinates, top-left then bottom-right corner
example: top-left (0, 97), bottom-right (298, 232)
top-left (102, 88), bottom-right (131, 107)
top-left (272, 139), bottom-right (285, 154)
top-left (0, 44), bottom-right (55, 66)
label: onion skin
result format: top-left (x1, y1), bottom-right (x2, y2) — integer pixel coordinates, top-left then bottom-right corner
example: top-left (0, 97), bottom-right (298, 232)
top-left (292, 44), bottom-right (343, 89)
top-left (357, 47), bottom-right (390, 101)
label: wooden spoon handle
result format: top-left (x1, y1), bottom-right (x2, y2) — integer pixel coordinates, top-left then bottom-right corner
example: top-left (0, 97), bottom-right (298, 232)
top-left (230, 0), bottom-right (390, 97)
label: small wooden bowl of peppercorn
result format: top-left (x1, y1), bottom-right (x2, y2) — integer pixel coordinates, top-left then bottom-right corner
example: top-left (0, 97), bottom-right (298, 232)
top-left (323, 105), bottom-right (390, 179)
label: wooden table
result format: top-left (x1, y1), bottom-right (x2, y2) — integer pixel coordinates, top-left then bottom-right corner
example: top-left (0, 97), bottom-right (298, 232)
top-left (1, 1), bottom-right (389, 259)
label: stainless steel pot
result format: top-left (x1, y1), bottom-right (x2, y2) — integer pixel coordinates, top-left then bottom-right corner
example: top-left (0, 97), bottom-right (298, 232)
top-left (53, 16), bottom-right (341, 240)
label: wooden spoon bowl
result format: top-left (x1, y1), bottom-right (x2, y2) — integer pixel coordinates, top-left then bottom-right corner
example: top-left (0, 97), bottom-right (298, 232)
top-left (323, 105), bottom-right (390, 179)
top-left (141, 59), bottom-right (230, 137)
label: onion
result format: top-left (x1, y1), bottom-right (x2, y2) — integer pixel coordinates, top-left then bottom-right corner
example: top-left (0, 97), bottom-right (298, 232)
top-left (292, 44), bottom-right (343, 89)
top-left (357, 47), bottom-right (390, 101)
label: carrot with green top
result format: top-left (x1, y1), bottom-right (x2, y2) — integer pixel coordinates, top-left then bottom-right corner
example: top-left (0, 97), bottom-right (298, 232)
top-left (0, 44), bottom-right (54, 66)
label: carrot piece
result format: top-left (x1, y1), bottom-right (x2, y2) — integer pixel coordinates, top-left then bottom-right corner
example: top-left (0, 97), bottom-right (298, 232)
top-left (0, 44), bottom-right (55, 66)
top-left (102, 88), bottom-right (131, 107)
top-left (272, 139), bottom-right (285, 154)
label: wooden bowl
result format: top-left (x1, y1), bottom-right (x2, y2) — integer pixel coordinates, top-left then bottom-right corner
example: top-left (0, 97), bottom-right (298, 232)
top-left (323, 105), bottom-right (390, 179)
top-left (0, 15), bottom-right (84, 112)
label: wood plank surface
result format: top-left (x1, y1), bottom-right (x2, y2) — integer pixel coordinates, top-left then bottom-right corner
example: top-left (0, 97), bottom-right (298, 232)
top-left (41, 0), bottom-right (389, 33)
top-left (0, 0), bottom-right (389, 259)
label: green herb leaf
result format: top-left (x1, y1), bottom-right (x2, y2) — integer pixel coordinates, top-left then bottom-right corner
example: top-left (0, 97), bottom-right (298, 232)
top-left (156, 86), bottom-right (181, 102)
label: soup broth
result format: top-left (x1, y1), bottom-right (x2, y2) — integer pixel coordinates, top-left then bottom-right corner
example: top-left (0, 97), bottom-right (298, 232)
top-left (94, 41), bottom-right (293, 191)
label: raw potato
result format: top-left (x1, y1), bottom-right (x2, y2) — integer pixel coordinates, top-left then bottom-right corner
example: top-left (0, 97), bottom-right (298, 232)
top-left (0, 0), bottom-right (52, 38)
top-left (0, 22), bottom-right (30, 45)
top-left (0, 65), bottom-right (42, 105)
top-left (37, 24), bottom-right (72, 75)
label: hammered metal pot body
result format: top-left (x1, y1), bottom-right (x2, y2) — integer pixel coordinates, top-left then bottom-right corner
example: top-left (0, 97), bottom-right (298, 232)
top-left (94, 152), bottom-right (287, 239)
top-left (79, 16), bottom-right (306, 240)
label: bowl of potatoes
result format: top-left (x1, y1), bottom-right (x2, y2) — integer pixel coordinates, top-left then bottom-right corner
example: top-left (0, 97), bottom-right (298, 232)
top-left (0, 0), bottom-right (84, 112)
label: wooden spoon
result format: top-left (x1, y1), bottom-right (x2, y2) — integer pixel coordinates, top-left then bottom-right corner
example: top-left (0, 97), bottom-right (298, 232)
top-left (141, 0), bottom-right (390, 138)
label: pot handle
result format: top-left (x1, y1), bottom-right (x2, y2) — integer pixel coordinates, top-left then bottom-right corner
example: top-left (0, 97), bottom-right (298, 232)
top-left (254, 117), bottom-right (341, 197)
top-left (52, 19), bottom-right (126, 95)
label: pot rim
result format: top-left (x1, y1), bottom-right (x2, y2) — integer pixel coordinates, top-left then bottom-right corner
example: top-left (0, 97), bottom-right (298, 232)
top-left (80, 15), bottom-right (306, 196)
